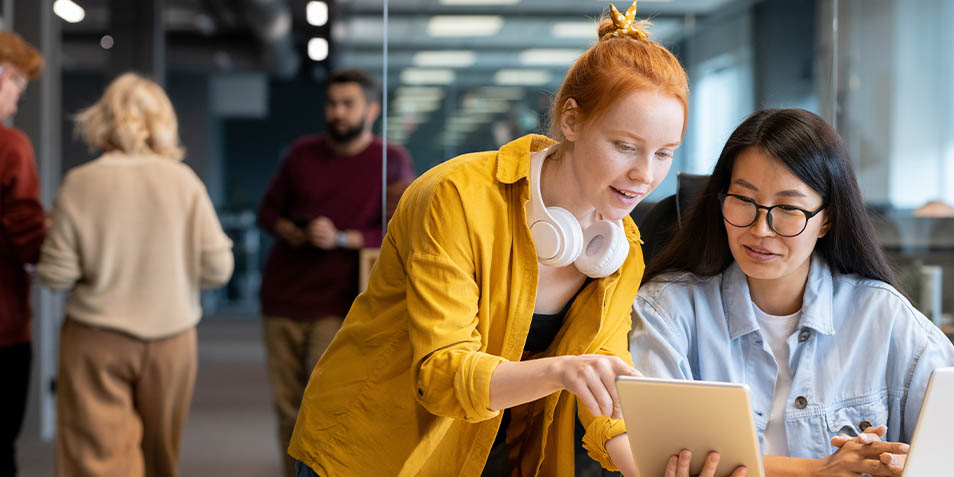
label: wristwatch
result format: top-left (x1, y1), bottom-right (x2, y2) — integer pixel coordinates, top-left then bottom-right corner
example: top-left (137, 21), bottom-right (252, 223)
top-left (336, 230), bottom-right (349, 248)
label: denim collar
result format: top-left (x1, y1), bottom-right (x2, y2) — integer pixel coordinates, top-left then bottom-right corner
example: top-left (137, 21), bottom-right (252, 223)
top-left (722, 254), bottom-right (836, 341)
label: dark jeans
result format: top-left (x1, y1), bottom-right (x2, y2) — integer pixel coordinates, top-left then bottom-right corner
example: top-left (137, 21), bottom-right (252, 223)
top-left (296, 460), bottom-right (320, 477)
top-left (0, 341), bottom-right (32, 477)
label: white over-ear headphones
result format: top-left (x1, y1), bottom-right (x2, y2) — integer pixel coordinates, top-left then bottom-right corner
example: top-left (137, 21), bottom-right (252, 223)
top-left (525, 147), bottom-right (630, 278)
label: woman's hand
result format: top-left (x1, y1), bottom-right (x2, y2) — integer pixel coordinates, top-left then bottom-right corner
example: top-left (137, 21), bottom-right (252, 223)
top-left (665, 450), bottom-right (747, 477)
top-left (813, 428), bottom-right (909, 477)
top-left (553, 354), bottom-right (640, 418)
top-left (821, 425), bottom-right (908, 476)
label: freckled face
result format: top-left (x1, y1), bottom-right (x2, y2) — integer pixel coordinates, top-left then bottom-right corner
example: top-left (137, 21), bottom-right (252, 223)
top-left (562, 89), bottom-right (684, 221)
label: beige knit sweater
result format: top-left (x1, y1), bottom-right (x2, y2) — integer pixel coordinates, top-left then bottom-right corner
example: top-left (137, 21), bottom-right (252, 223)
top-left (37, 153), bottom-right (234, 339)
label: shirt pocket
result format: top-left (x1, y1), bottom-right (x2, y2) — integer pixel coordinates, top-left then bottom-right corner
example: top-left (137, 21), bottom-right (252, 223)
top-left (825, 395), bottom-right (889, 439)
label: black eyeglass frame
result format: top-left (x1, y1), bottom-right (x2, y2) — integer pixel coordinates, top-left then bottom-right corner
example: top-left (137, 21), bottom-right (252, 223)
top-left (718, 192), bottom-right (826, 237)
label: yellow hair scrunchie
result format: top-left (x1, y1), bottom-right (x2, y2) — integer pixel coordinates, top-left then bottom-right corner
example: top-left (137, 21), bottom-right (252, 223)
top-left (602, 1), bottom-right (650, 41)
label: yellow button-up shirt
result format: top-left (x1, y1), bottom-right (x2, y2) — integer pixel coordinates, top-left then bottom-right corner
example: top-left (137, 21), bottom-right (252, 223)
top-left (289, 134), bottom-right (645, 476)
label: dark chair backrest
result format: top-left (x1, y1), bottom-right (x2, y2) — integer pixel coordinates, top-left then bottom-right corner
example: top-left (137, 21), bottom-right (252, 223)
top-left (631, 172), bottom-right (709, 267)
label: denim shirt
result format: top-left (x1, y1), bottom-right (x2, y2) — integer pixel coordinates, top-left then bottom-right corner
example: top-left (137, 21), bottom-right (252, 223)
top-left (631, 255), bottom-right (954, 459)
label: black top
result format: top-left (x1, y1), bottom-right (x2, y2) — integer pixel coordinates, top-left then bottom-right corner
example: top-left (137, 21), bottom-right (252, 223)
top-left (523, 279), bottom-right (591, 352)
top-left (485, 279), bottom-right (592, 471)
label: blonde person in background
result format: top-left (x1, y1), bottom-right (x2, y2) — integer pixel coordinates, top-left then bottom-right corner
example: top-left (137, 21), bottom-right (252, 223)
top-left (288, 3), bottom-right (745, 476)
top-left (37, 73), bottom-right (234, 477)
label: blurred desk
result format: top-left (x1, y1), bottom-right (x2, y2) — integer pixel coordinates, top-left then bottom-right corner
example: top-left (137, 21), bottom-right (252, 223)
top-left (359, 248), bottom-right (380, 293)
top-left (873, 212), bottom-right (954, 335)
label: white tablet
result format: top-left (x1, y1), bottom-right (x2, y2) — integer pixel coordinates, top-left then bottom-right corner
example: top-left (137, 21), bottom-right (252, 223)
top-left (902, 367), bottom-right (954, 476)
top-left (616, 376), bottom-right (765, 477)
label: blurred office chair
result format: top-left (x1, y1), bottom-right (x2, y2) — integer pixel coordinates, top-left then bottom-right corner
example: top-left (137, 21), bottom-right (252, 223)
top-left (632, 172), bottom-right (709, 268)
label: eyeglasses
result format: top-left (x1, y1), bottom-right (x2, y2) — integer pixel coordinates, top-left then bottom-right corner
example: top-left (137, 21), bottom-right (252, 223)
top-left (719, 193), bottom-right (825, 237)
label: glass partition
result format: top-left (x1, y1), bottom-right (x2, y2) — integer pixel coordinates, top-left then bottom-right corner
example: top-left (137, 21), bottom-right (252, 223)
top-left (833, 0), bottom-right (954, 330)
top-left (331, 0), bottom-right (954, 324)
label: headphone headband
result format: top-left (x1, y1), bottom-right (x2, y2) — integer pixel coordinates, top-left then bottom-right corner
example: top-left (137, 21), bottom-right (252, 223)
top-left (526, 146), bottom-right (556, 233)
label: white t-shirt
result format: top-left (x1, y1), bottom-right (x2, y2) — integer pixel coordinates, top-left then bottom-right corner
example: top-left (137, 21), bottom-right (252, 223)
top-left (753, 303), bottom-right (802, 456)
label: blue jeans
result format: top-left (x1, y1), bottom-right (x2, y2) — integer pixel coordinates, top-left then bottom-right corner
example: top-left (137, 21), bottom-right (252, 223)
top-left (295, 460), bottom-right (320, 477)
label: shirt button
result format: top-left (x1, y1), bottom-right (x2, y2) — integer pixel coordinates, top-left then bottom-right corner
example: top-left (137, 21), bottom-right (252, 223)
top-left (794, 396), bottom-right (808, 409)
top-left (859, 420), bottom-right (872, 431)
top-left (798, 330), bottom-right (812, 342)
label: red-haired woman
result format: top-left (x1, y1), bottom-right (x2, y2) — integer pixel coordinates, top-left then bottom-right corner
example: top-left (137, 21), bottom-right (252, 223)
top-left (288, 3), bottom-right (743, 476)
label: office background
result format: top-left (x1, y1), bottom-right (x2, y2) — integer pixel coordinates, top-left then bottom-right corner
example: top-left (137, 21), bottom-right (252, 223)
top-left (3, 0), bottom-right (953, 475)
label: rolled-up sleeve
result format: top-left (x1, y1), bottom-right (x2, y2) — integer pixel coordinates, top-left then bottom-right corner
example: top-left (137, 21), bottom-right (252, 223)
top-left (405, 180), bottom-right (508, 423)
top-left (582, 415), bottom-right (628, 471)
top-left (579, 303), bottom-right (634, 470)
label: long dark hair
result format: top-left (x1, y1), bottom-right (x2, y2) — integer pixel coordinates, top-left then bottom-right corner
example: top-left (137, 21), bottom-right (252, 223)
top-left (642, 109), bottom-right (900, 290)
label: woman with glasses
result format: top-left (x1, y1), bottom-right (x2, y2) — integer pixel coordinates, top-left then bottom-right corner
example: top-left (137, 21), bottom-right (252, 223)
top-left (631, 109), bottom-right (954, 476)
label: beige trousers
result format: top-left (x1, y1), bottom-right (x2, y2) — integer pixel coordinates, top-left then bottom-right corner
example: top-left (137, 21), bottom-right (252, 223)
top-left (263, 315), bottom-right (343, 477)
top-left (55, 318), bottom-right (197, 477)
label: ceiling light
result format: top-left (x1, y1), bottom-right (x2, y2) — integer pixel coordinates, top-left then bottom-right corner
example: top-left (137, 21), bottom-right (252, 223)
top-left (389, 114), bottom-right (426, 124)
top-left (395, 87), bottom-right (444, 100)
top-left (400, 68), bottom-right (456, 85)
top-left (552, 22), bottom-right (595, 39)
top-left (308, 38), bottom-right (329, 61)
top-left (450, 114), bottom-right (491, 125)
top-left (494, 69), bottom-right (550, 86)
top-left (413, 51), bottom-right (476, 68)
top-left (462, 99), bottom-right (510, 114)
top-left (53, 0), bottom-right (85, 23)
top-left (519, 49), bottom-right (583, 66)
top-left (475, 87), bottom-right (525, 100)
top-left (395, 98), bottom-right (442, 114)
top-left (427, 16), bottom-right (503, 37)
top-left (306, 1), bottom-right (329, 27)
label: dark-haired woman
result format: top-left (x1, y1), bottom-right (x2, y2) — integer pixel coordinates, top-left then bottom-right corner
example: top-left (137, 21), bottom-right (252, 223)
top-left (631, 108), bottom-right (954, 476)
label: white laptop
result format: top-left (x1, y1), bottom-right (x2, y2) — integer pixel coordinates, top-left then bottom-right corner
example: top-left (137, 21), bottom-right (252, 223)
top-left (902, 366), bottom-right (954, 476)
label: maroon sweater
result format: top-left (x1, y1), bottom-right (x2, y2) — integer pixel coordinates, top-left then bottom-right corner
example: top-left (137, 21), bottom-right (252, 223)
top-left (258, 134), bottom-right (414, 320)
top-left (0, 125), bottom-right (47, 347)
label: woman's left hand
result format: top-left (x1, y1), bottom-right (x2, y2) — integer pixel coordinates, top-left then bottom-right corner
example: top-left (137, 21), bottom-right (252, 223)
top-left (665, 450), bottom-right (748, 477)
top-left (830, 425), bottom-right (906, 474)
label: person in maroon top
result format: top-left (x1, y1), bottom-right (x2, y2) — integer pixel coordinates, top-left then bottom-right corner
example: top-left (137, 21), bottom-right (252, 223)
top-left (258, 68), bottom-right (415, 477)
top-left (0, 32), bottom-right (45, 477)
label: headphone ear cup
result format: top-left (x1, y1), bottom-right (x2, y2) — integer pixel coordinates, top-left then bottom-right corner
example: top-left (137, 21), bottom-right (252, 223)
top-left (574, 220), bottom-right (630, 278)
top-left (537, 207), bottom-right (583, 267)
